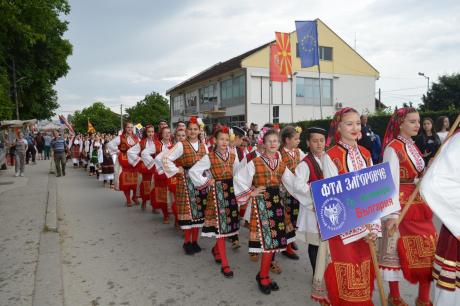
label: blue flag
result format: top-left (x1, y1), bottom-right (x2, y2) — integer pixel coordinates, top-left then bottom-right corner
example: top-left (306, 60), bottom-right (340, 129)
top-left (295, 21), bottom-right (319, 68)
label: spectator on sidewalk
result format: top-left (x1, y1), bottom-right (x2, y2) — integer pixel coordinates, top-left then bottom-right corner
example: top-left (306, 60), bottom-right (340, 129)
top-left (50, 130), bottom-right (67, 177)
top-left (43, 132), bottom-right (52, 160)
top-left (35, 132), bottom-right (44, 160)
top-left (25, 132), bottom-right (36, 165)
top-left (14, 132), bottom-right (28, 177)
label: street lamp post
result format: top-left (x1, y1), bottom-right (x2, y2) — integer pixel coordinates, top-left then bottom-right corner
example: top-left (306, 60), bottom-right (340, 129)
top-left (418, 72), bottom-right (430, 111)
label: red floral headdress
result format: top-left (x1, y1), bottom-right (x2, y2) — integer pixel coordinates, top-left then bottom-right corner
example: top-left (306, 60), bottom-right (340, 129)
top-left (326, 107), bottom-right (358, 147)
top-left (382, 107), bottom-right (414, 149)
top-left (188, 116), bottom-right (198, 125)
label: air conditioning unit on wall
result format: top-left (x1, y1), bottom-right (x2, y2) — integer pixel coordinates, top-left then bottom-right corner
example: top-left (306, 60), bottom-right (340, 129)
top-left (335, 102), bottom-right (343, 110)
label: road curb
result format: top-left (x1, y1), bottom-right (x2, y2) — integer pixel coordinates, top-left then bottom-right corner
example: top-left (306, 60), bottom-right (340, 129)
top-left (45, 175), bottom-right (58, 232)
top-left (32, 173), bottom-right (64, 306)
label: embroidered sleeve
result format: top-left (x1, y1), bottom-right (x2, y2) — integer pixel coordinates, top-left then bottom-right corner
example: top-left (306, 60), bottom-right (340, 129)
top-left (127, 143), bottom-right (141, 167)
top-left (141, 141), bottom-right (156, 170)
top-left (107, 136), bottom-right (120, 155)
top-left (162, 142), bottom-right (183, 178)
top-left (189, 155), bottom-right (212, 190)
top-left (383, 147), bottom-right (401, 218)
top-left (293, 162), bottom-right (312, 208)
top-left (234, 160), bottom-right (255, 205)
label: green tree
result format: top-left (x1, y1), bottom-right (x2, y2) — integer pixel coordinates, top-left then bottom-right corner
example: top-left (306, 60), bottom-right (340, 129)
top-left (71, 102), bottom-right (121, 134)
top-left (0, 0), bottom-right (73, 120)
top-left (420, 73), bottom-right (460, 112)
top-left (125, 92), bottom-right (170, 126)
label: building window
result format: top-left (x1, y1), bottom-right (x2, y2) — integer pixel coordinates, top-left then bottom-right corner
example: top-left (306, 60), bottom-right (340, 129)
top-left (319, 46), bottom-right (333, 61)
top-left (199, 84), bottom-right (218, 111)
top-left (221, 74), bottom-right (245, 107)
top-left (295, 44), bottom-right (333, 61)
top-left (185, 91), bottom-right (197, 114)
top-left (273, 106), bottom-right (279, 123)
top-left (296, 77), bottom-right (333, 106)
top-left (172, 94), bottom-right (185, 116)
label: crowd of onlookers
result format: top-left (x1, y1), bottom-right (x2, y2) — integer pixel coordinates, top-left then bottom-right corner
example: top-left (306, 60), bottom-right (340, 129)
top-left (0, 115), bottom-right (452, 178)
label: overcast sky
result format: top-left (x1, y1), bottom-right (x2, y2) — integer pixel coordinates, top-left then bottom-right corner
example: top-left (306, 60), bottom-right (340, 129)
top-left (55, 0), bottom-right (460, 116)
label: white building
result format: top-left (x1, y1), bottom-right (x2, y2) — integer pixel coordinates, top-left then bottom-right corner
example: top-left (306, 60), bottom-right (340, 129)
top-left (167, 19), bottom-right (379, 127)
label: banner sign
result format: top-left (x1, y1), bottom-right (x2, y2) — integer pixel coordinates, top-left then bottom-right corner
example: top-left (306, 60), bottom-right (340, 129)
top-left (311, 162), bottom-right (398, 240)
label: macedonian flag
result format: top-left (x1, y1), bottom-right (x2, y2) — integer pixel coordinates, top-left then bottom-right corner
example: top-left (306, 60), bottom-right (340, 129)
top-left (270, 32), bottom-right (292, 82)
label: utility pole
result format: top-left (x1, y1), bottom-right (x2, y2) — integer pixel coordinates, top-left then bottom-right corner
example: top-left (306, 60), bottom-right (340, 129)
top-left (120, 104), bottom-right (123, 131)
top-left (378, 88), bottom-right (381, 106)
top-left (12, 58), bottom-right (19, 120)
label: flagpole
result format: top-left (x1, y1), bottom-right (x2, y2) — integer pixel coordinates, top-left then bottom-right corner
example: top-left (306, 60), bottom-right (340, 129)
top-left (269, 80), bottom-right (272, 123)
top-left (316, 21), bottom-right (323, 120)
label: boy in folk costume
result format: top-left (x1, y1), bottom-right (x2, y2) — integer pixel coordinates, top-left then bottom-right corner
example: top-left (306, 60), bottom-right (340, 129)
top-left (162, 117), bottom-right (209, 255)
top-left (420, 131), bottom-right (460, 305)
top-left (322, 108), bottom-right (381, 306)
top-left (100, 142), bottom-right (115, 188)
top-left (108, 122), bottom-right (140, 207)
top-left (293, 127), bottom-right (330, 305)
top-left (234, 129), bottom-right (299, 295)
top-left (380, 108), bottom-right (437, 306)
top-left (150, 127), bottom-right (173, 223)
top-left (127, 125), bottom-right (156, 210)
top-left (279, 125), bottom-right (306, 260)
top-left (70, 135), bottom-right (82, 167)
top-left (89, 135), bottom-right (102, 179)
top-left (189, 126), bottom-right (240, 278)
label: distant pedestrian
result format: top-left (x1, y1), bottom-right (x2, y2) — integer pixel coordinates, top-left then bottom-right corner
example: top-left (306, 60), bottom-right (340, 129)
top-left (14, 132), bottom-right (28, 177)
top-left (35, 132), bottom-right (44, 160)
top-left (25, 132), bottom-right (36, 165)
top-left (436, 115), bottom-right (450, 143)
top-left (50, 130), bottom-right (67, 177)
top-left (43, 133), bottom-right (52, 160)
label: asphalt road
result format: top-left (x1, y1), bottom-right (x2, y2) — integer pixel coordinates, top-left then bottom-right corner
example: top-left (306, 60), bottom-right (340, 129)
top-left (57, 165), bottom-right (422, 306)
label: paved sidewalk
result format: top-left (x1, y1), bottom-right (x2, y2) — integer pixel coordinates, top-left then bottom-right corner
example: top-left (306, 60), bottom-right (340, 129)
top-left (0, 161), bottom-right (53, 306)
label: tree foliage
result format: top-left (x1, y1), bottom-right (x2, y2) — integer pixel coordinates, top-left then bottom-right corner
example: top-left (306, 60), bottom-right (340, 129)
top-left (71, 102), bottom-right (121, 134)
top-left (421, 73), bottom-right (460, 112)
top-left (0, 0), bottom-right (73, 120)
top-left (125, 92), bottom-right (170, 126)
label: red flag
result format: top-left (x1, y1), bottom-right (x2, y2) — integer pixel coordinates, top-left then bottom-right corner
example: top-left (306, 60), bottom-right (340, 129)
top-left (270, 43), bottom-right (287, 82)
top-left (270, 32), bottom-right (292, 82)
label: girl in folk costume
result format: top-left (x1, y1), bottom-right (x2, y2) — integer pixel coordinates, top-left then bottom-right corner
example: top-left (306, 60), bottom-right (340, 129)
top-left (420, 131), bottom-right (460, 306)
top-left (151, 127), bottom-right (173, 223)
top-left (234, 129), bottom-right (298, 295)
top-left (162, 117), bottom-right (209, 255)
top-left (71, 135), bottom-right (82, 167)
top-left (89, 135), bottom-right (102, 178)
top-left (293, 127), bottom-right (330, 305)
top-left (127, 125), bottom-right (156, 210)
top-left (189, 126), bottom-right (240, 278)
top-left (81, 135), bottom-right (90, 169)
top-left (379, 108), bottom-right (437, 306)
top-left (279, 125), bottom-right (306, 260)
top-left (100, 142), bottom-right (115, 188)
top-left (322, 107), bottom-right (381, 306)
top-left (108, 122), bottom-right (140, 207)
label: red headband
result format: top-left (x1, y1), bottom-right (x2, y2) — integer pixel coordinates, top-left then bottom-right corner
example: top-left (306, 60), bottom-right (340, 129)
top-left (188, 116), bottom-right (198, 124)
top-left (382, 107), bottom-right (413, 149)
top-left (326, 107), bottom-right (357, 147)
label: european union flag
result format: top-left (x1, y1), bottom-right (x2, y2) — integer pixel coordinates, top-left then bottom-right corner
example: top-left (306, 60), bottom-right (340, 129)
top-left (295, 21), bottom-right (319, 68)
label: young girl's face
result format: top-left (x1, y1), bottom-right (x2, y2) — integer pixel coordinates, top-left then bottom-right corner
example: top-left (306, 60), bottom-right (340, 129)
top-left (400, 112), bottom-right (420, 138)
top-left (187, 123), bottom-right (200, 141)
top-left (285, 132), bottom-right (300, 149)
top-left (216, 133), bottom-right (229, 152)
top-left (338, 112), bottom-right (361, 143)
top-left (175, 130), bottom-right (186, 142)
top-left (264, 134), bottom-right (280, 154)
top-left (422, 119), bottom-right (432, 133)
top-left (161, 128), bottom-right (171, 141)
top-left (307, 133), bottom-right (326, 156)
top-left (125, 123), bottom-right (133, 134)
top-left (146, 127), bottom-right (155, 139)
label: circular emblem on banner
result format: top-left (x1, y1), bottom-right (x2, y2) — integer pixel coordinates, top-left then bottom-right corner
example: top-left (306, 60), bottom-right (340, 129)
top-left (320, 197), bottom-right (346, 231)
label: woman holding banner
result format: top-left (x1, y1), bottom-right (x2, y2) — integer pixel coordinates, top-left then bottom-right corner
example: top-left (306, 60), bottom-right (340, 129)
top-left (379, 108), bottom-right (436, 306)
top-left (322, 107), bottom-right (381, 306)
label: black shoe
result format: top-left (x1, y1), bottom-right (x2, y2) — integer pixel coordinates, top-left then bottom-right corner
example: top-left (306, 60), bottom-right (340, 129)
top-left (183, 243), bottom-right (194, 255)
top-left (256, 273), bottom-right (271, 295)
top-left (191, 242), bottom-right (201, 253)
top-left (291, 242), bottom-right (298, 251)
top-left (221, 266), bottom-right (234, 278)
top-left (282, 251), bottom-right (299, 260)
top-left (270, 281), bottom-right (279, 291)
